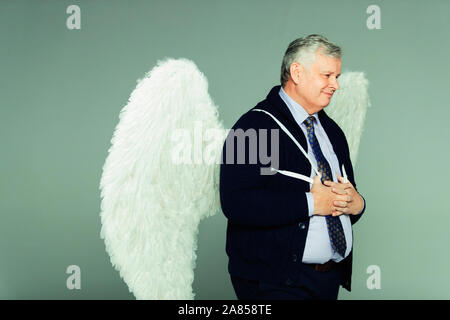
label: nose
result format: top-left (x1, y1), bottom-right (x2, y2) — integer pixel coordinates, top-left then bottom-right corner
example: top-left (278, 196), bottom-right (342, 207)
top-left (331, 76), bottom-right (339, 91)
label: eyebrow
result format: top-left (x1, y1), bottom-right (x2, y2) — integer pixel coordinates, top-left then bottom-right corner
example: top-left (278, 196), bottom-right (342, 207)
top-left (322, 71), bottom-right (341, 77)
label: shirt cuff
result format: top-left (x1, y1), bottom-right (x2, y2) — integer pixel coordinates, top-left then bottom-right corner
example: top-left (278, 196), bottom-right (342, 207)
top-left (306, 192), bottom-right (314, 217)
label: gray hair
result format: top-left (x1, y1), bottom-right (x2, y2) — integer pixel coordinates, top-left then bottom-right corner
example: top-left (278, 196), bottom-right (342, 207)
top-left (280, 34), bottom-right (342, 87)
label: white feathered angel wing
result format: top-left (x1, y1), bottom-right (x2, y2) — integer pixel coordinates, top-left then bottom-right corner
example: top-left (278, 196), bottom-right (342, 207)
top-left (325, 72), bottom-right (370, 163)
top-left (99, 59), bottom-right (369, 300)
top-left (99, 58), bottom-right (226, 299)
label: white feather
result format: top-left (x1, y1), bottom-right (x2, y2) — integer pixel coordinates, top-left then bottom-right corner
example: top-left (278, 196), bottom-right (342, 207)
top-left (325, 71), bottom-right (370, 163)
top-left (99, 60), bottom-right (369, 300)
top-left (99, 58), bottom-right (225, 299)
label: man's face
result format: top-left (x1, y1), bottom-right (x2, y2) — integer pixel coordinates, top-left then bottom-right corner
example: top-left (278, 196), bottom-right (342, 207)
top-left (295, 50), bottom-right (341, 114)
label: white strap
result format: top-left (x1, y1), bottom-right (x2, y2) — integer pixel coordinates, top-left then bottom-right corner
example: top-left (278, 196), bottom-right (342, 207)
top-left (270, 167), bottom-right (314, 184)
top-left (252, 108), bottom-right (320, 176)
top-left (252, 108), bottom-right (320, 182)
top-left (341, 164), bottom-right (348, 183)
top-left (252, 109), bottom-right (351, 185)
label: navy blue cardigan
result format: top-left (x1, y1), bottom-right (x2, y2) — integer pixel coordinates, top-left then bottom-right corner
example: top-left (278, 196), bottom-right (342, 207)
top-left (219, 85), bottom-right (366, 291)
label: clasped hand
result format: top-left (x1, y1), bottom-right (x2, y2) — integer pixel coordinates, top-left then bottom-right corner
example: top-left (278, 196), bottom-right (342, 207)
top-left (310, 175), bottom-right (363, 217)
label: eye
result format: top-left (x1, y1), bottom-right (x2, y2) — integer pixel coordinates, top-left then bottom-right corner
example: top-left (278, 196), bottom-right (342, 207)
top-left (324, 74), bottom-right (330, 77)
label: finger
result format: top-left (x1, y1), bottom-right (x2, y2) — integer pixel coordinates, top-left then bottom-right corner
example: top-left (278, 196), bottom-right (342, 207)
top-left (333, 200), bottom-right (347, 208)
top-left (331, 187), bottom-right (347, 195)
top-left (332, 209), bottom-right (344, 216)
top-left (345, 184), bottom-right (353, 190)
top-left (337, 175), bottom-right (353, 187)
top-left (336, 194), bottom-right (352, 202)
top-left (337, 181), bottom-right (351, 189)
top-left (323, 180), bottom-right (339, 187)
top-left (338, 175), bottom-right (349, 185)
top-left (312, 175), bottom-right (321, 185)
top-left (326, 178), bottom-right (350, 189)
top-left (333, 206), bottom-right (348, 214)
top-left (325, 181), bottom-right (348, 192)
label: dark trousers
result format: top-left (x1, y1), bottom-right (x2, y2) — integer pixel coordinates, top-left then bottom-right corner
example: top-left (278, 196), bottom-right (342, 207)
top-left (230, 262), bottom-right (342, 300)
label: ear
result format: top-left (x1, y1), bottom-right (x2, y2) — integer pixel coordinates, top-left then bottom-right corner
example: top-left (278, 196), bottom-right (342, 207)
top-left (289, 62), bottom-right (304, 85)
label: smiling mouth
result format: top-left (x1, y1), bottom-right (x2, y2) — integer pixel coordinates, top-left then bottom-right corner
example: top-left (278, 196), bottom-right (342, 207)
top-left (323, 92), bottom-right (333, 97)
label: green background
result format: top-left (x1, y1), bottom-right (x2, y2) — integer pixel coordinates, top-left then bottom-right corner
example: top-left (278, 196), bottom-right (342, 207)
top-left (1, 0), bottom-right (449, 299)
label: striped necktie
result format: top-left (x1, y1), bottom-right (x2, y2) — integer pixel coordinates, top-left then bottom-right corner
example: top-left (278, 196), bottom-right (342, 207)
top-left (304, 116), bottom-right (347, 258)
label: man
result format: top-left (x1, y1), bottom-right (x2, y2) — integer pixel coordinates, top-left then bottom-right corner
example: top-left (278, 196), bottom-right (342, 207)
top-left (220, 34), bottom-right (366, 300)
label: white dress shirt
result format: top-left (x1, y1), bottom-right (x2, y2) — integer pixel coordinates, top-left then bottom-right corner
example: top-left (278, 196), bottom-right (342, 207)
top-left (279, 87), bottom-right (352, 263)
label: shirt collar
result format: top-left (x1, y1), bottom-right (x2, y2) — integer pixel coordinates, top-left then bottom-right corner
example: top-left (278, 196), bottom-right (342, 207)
top-left (278, 87), bottom-right (319, 126)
